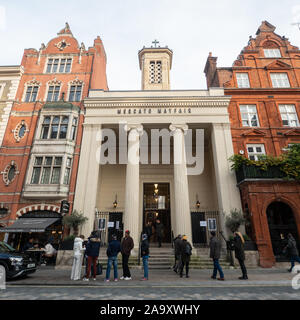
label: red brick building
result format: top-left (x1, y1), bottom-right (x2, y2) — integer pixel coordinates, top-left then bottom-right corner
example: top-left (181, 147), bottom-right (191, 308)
top-left (205, 21), bottom-right (300, 267)
top-left (0, 23), bottom-right (108, 246)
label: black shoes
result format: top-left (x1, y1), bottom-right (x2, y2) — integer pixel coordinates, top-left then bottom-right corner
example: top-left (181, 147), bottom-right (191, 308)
top-left (211, 276), bottom-right (216, 279)
top-left (239, 276), bottom-right (248, 280)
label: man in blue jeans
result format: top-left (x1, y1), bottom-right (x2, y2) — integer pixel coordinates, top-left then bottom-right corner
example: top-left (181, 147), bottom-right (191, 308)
top-left (209, 231), bottom-right (225, 281)
top-left (105, 234), bottom-right (121, 282)
top-left (141, 233), bottom-right (149, 280)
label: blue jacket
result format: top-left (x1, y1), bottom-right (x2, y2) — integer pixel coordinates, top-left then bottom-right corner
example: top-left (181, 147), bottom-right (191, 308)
top-left (85, 236), bottom-right (101, 257)
top-left (107, 240), bottom-right (121, 257)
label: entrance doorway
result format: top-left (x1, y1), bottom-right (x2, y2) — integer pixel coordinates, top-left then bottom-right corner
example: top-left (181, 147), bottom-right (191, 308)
top-left (267, 201), bottom-right (300, 262)
top-left (143, 183), bottom-right (171, 243)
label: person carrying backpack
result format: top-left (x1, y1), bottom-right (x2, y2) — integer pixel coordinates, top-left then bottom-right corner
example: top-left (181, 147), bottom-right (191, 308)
top-left (83, 231), bottom-right (101, 281)
top-left (179, 235), bottom-right (192, 278)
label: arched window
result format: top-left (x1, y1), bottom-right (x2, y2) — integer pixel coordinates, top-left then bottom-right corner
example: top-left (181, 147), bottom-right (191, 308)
top-left (263, 41), bottom-right (281, 58)
top-left (23, 79), bottom-right (41, 102)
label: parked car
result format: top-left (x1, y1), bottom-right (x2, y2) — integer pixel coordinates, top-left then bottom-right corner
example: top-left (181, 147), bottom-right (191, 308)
top-left (0, 241), bottom-right (37, 280)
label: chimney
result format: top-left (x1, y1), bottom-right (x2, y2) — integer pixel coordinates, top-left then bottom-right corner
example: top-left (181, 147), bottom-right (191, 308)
top-left (204, 52), bottom-right (218, 88)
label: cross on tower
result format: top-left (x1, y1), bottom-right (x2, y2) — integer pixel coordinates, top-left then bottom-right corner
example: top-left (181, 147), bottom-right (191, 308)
top-left (152, 39), bottom-right (159, 48)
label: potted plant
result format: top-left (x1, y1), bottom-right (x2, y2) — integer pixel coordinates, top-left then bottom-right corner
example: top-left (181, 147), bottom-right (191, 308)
top-left (60, 234), bottom-right (76, 250)
top-left (60, 210), bottom-right (88, 250)
top-left (225, 209), bottom-right (257, 251)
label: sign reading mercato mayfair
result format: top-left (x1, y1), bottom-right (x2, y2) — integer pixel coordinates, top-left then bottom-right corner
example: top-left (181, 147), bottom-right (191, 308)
top-left (117, 107), bottom-right (192, 115)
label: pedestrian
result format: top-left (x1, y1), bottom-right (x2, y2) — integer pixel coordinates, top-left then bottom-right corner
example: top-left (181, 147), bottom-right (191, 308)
top-left (71, 235), bottom-right (85, 280)
top-left (209, 231), bottom-right (225, 281)
top-left (83, 231), bottom-right (101, 281)
top-left (155, 219), bottom-right (164, 248)
top-left (144, 222), bottom-right (153, 242)
top-left (141, 233), bottom-right (150, 280)
top-left (179, 235), bottom-right (192, 278)
top-left (42, 237), bottom-right (57, 265)
top-left (105, 234), bottom-right (121, 282)
top-left (233, 232), bottom-right (248, 280)
top-left (23, 238), bottom-right (34, 251)
top-left (120, 230), bottom-right (134, 280)
top-left (285, 233), bottom-right (300, 272)
top-left (173, 234), bottom-right (182, 273)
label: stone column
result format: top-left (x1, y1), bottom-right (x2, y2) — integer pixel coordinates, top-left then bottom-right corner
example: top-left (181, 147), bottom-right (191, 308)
top-left (169, 124), bottom-right (192, 242)
top-left (73, 124), bottom-right (102, 237)
top-left (124, 124), bottom-right (143, 249)
top-left (211, 123), bottom-right (242, 240)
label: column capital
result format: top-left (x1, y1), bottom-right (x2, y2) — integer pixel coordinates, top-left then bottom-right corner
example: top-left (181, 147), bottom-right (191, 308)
top-left (169, 123), bottom-right (188, 132)
top-left (124, 123), bottom-right (143, 133)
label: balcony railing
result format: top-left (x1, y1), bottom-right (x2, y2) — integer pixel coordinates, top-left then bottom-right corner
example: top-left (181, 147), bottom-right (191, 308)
top-left (236, 165), bottom-right (286, 183)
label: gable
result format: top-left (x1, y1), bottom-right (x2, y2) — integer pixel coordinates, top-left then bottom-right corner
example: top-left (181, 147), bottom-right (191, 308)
top-left (265, 60), bottom-right (291, 70)
top-left (284, 128), bottom-right (300, 136)
top-left (241, 129), bottom-right (266, 137)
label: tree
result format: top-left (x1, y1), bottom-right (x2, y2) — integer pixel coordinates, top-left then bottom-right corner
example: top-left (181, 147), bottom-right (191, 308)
top-left (225, 208), bottom-right (245, 233)
top-left (62, 210), bottom-right (88, 235)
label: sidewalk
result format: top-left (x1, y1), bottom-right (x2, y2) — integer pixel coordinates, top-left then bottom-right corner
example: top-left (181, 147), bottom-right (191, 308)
top-left (7, 266), bottom-right (296, 287)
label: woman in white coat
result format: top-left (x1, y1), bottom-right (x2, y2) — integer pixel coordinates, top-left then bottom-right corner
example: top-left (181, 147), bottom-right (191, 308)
top-left (71, 235), bottom-right (85, 280)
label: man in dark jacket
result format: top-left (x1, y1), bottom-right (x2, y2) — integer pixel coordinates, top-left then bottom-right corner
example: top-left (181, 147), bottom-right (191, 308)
top-left (105, 234), bottom-right (121, 282)
top-left (179, 235), bottom-right (192, 278)
top-left (209, 231), bottom-right (225, 281)
top-left (141, 233), bottom-right (150, 280)
top-left (120, 230), bottom-right (134, 280)
top-left (83, 231), bottom-right (101, 281)
top-left (233, 232), bottom-right (248, 279)
top-left (155, 219), bottom-right (164, 248)
top-left (173, 234), bottom-right (182, 273)
top-left (285, 233), bottom-right (300, 272)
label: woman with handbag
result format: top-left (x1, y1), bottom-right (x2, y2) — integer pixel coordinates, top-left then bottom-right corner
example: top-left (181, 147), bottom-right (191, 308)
top-left (233, 232), bottom-right (248, 280)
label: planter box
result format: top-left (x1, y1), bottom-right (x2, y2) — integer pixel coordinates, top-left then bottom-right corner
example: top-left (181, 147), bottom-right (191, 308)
top-left (244, 240), bottom-right (257, 251)
top-left (59, 240), bottom-right (74, 250)
top-left (236, 165), bottom-right (285, 183)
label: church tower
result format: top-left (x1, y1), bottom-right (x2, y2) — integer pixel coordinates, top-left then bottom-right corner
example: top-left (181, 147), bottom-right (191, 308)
top-left (138, 40), bottom-right (173, 90)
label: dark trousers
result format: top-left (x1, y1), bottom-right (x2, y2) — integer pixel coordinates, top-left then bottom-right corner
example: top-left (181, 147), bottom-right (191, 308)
top-left (238, 258), bottom-right (247, 278)
top-left (86, 256), bottom-right (97, 278)
top-left (290, 255), bottom-right (300, 270)
top-left (174, 254), bottom-right (182, 272)
top-left (180, 258), bottom-right (189, 276)
top-left (157, 235), bottom-right (162, 247)
top-left (122, 254), bottom-right (131, 278)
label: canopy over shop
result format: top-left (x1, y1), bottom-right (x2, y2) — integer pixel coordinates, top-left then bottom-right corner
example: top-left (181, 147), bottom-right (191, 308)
top-left (0, 210), bottom-right (63, 250)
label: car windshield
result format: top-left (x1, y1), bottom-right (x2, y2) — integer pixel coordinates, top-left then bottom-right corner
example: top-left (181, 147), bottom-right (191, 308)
top-left (0, 242), bottom-right (15, 252)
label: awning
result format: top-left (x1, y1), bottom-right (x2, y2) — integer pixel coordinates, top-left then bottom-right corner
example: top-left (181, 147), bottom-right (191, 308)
top-left (0, 218), bottom-right (60, 233)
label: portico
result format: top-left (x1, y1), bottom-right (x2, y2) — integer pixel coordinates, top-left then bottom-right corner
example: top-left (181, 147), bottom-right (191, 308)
top-left (73, 88), bottom-right (242, 249)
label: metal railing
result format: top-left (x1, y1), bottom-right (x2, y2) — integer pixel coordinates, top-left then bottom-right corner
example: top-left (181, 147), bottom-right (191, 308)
top-left (236, 165), bottom-right (285, 183)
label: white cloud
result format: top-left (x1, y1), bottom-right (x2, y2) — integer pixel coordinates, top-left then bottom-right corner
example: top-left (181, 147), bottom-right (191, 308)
top-left (0, 6), bottom-right (5, 31)
top-left (292, 5), bottom-right (300, 22)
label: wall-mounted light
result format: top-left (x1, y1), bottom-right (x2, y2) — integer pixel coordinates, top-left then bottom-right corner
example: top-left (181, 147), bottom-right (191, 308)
top-left (113, 194), bottom-right (118, 208)
top-left (196, 193), bottom-right (200, 209)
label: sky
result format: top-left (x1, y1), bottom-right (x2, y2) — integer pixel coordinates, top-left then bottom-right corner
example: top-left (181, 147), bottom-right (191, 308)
top-left (1, 0), bottom-right (300, 90)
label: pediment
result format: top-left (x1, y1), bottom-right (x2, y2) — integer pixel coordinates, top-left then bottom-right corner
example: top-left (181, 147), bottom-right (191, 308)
top-left (241, 129), bottom-right (266, 137)
top-left (265, 60), bottom-right (291, 70)
top-left (283, 128), bottom-right (300, 136)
